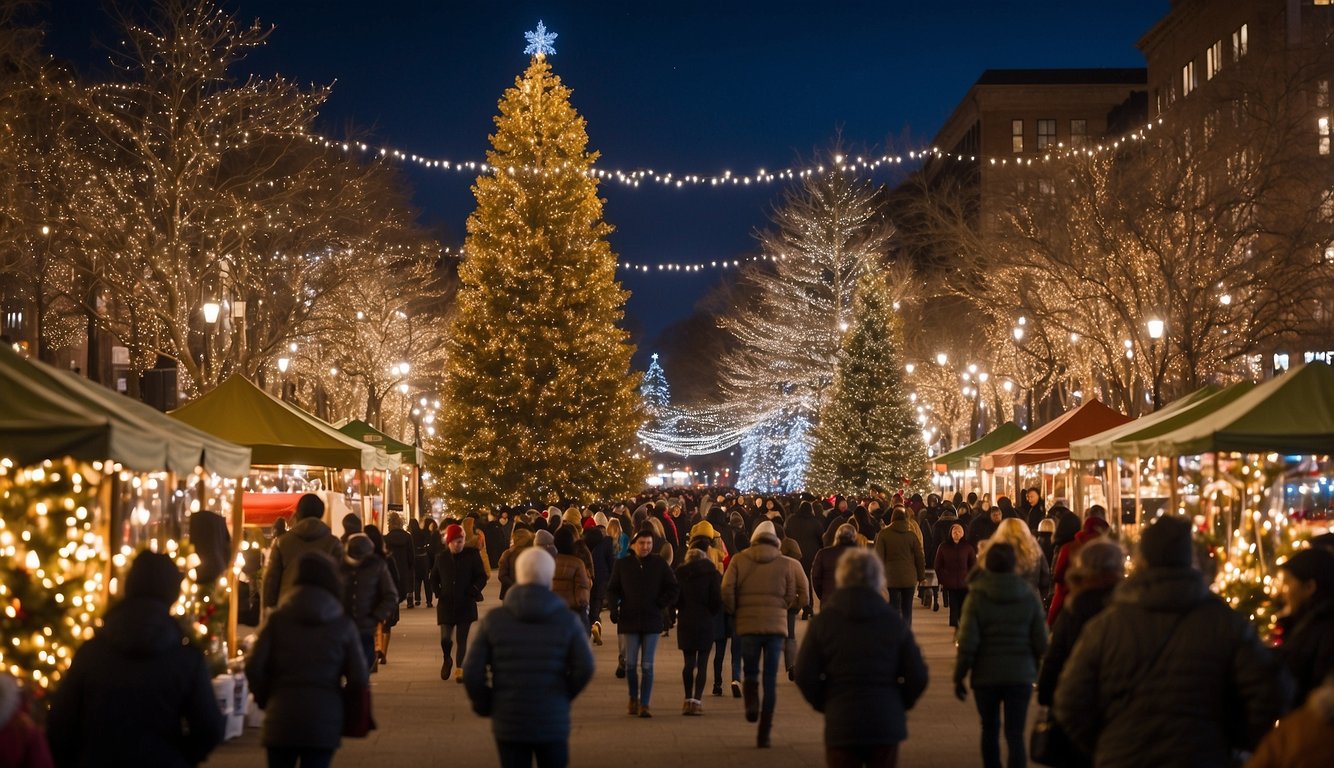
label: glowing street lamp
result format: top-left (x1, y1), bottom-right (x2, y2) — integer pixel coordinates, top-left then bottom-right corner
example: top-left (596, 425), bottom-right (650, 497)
top-left (202, 302), bottom-right (220, 324)
top-left (276, 356), bottom-right (290, 374)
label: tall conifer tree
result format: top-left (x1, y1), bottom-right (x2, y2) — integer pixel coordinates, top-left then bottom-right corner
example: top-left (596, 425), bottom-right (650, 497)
top-left (807, 271), bottom-right (927, 495)
top-left (431, 53), bottom-right (645, 508)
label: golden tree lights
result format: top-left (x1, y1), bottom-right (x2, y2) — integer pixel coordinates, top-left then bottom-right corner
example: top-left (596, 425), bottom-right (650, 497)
top-left (0, 459), bottom-right (106, 695)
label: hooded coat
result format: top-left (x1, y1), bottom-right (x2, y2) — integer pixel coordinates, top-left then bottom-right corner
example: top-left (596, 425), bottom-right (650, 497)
top-left (607, 552), bottom-right (679, 634)
top-left (1054, 567), bottom-right (1291, 767)
top-left (263, 516), bottom-right (344, 608)
top-left (46, 597), bottom-right (224, 768)
top-left (430, 546), bottom-right (489, 626)
top-left (954, 569), bottom-right (1048, 688)
top-left (340, 547), bottom-right (398, 635)
top-left (873, 519), bottom-right (926, 589)
top-left (795, 586), bottom-right (929, 748)
top-left (675, 557), bottom-right (723, 652)
top-left (721, 536), bottom-right (809, 636)
top-left (244, 585), bottom-right (368, 751)
top-left (463, 584), bottom-right (594, 744)
top-left (383, 526), bottom-right (416, 599)
top-left (785, 508), bottom-right (826, 572)
top-left (1047, 517), bottom-right (1109, 624)
top-left (810, 542), bottom-right (857, 604)
top-left (496, 528), bottom-right (535, 599)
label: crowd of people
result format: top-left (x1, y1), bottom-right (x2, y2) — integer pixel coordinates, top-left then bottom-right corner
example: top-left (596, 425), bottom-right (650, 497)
top-left (6, 486), bottom-right (1333, 768)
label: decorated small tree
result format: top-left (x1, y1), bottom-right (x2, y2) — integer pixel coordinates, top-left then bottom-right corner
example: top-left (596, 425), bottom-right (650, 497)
top-left (807, 271), bottom-right (928, 495)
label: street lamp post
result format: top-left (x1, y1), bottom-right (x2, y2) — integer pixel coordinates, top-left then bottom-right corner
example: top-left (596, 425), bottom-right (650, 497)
top-left (1147, 318), bottom-right (1166, 410)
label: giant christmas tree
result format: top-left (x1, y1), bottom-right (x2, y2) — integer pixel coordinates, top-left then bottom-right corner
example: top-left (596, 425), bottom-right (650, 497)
top-left (806, 271), bottom-right (927, 495)
top-left (431, 42), bottom-right (645, 509)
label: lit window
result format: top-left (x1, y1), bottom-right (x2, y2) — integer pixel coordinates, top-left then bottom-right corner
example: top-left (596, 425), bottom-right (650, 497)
top-left (1274, 353), bottom-right (1290, 372)
top-left (1037, 119), bottom-right (1056, 150)
top-left (1318, 80), bottom-right (1329, 109)
top-left (1320, 116), bottom-right (1330, 156)
top-left (1233, 24), bottom-right (1248, 62)
top-left (1012, 119), bottom-right (1024, 153)
top-left (1182, 61), bottom-right (1197, 96)
top-left (1207, 40), bottom-right (1222, 79)
top-left (1070, 119), bottom-right (1087, 148)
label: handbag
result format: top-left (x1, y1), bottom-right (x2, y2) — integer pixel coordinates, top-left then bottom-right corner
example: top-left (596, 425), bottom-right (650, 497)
top-left (342, 684), bottom-right (376, 738)
top-left (1030, 706), bottom-right (1077, 766)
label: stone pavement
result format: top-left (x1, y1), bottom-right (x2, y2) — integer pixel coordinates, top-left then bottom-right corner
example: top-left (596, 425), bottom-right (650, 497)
top-left (205, 581), bottom-right (1023, 767)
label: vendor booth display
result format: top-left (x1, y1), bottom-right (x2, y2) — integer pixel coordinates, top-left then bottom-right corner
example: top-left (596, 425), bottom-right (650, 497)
top-left (932, 421), bottom-right (1025, 490)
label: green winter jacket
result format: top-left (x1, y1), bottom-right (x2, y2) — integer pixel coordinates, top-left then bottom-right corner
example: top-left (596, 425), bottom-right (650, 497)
top-left (954, 569), bottom-right (1048, 687)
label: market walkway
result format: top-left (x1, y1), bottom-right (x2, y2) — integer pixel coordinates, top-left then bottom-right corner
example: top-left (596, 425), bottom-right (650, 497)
top-left (205, 580), bottom-right (1012, 767)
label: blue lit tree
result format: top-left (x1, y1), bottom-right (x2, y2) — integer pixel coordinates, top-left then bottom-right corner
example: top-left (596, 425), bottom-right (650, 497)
top-left (640, 353), bottom-right (671, 415)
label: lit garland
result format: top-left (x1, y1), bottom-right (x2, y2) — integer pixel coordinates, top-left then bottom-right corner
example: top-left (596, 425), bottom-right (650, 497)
top-left (0, 458), bottom-right (106, 696)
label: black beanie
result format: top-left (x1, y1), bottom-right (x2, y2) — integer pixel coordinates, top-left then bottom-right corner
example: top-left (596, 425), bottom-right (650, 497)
top-left (1279, 547), bottom-right (1334, 594)
top-left (124, 551), bottom-right (182, 604)
top-left (1139, 516), bottom-right (1193, 568)
top-left (984, 542), bottom-right (1017, 574)
top-left (295, 493), bottom-right (324, 520)
top-left (294, 553), bottom-right (342, 598)
top-left (345, 533), bottom-right (374, 564)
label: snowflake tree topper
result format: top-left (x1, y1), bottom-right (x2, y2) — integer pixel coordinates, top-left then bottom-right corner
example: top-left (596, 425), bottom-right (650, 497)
top-left (524, 21), bottom-right (558, 57)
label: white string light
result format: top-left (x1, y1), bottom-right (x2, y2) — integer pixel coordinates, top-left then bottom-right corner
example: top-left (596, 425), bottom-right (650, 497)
top-left (638, 403), bottom-right (769, 456)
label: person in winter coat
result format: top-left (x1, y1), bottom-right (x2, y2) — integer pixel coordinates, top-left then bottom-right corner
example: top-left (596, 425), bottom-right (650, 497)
top-left (954, 543), bottom-right (1049, 768)
top-left (934, 523), bottom-right (977, 629)
top-left (1274, 546), bottom-right (1334, 705)
top-left (1246, 674), bottom-right (1334, 768)
top-left (462, 515), bottom-right (492, 578)
top-left (786, 500), bottom-right (826, 620)
top-left (583, 514), bottom-right (616, 645)
top-left (407, 517), bottom-right (425, 607)
top-left (431, 523), bottom-right (489, 683)
top-left (340, 533), bottom-right (398, 670)
top-left (721, 520), bottom-right (810, 748)
top-left (0, 672), bottom-right (51, 768)
top-left (47, 551), bottom-right (222, 768)
top-left (1054, 516), bottom-right (1291, 768)
top-left (607, 529), bottom-right (680, 717)
top-left (1035, 518), bottom-right (1056, 566)
top-left (384, 512), bottom-right (416, 609)
top-left (496, 527), bottom-right (535, 600)
top-left (1048, 505), bottom-right (1082, 561)
top-left (873, 508), bottom-right (925, 626)
top-left (967, 506), bottom-right (1003, 546)
top-left (463, 548), bottom-right (594, 768)
top-left (263, 493), bottom-right (344, 610)
top-left (1047, 516), bottom-right (1109, 625)
top-left (551, 525), bottom-right (593, 623)
top-left (989, 518), bottom-right (1052, 603)
top-left (606, 517), bottom-right (630, 560)
top-left (1035, 540), bottom-right (1125, 768)
top-left (246, 553), bottom-right (369, 768)
top-left (676, 547), bottom-right (723, 715)
top-left (795, 549), bottom-right (929, 768)
top-left (810, 524), bottom-right (860, 610)
top-left (362, 525), bottom-right (400, 667)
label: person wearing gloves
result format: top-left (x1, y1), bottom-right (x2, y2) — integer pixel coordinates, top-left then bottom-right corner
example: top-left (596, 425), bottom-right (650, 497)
top-left (431, 523), bottom-right (490, 683)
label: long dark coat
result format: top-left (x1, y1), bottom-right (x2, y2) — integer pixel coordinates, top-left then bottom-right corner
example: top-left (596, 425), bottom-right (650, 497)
top-left (675, 557), bottom-right (723, 652)
top-left (430, 546), bottom-right (488, 625)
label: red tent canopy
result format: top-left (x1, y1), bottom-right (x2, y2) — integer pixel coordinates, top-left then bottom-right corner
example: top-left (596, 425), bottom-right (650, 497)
top-left (241, 492), bottom-right (303, 526)
top-left (982, 400), bottom-right (1132, 470)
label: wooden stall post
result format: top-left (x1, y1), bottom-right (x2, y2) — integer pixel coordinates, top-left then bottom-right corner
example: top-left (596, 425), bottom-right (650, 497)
top-left (228, 477), bottom-right (245, 657)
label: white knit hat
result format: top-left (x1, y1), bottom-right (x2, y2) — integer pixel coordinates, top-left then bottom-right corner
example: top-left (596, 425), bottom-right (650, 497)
top-left (751, 519), bottom-right (778, 544)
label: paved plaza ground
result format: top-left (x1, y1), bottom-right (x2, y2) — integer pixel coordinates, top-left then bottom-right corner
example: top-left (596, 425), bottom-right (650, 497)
top-left (205, 579), bottom-right (1018, 767)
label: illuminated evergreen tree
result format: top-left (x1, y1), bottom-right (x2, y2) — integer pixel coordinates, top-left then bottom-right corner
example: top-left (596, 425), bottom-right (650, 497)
top-left (431, 54), bottom-right (645, 508)
top-left (807, 271), bottom-right (927, 495)
top-left (640, 353), bottom-right (671, 415)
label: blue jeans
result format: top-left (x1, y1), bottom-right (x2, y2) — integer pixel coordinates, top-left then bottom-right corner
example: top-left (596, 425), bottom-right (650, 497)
top-left (973, 683), bottom-right (1031, 768)
top-left (624, 632), bottom-right (659, 705)
top-left (496, 740), bottom-right (569, 768)
top-left (740, 634), bottom-right (783, 714)
top-left (267, 747), bottom-right (334, 768)
top-left (888, 587), bottom-right (915, 626)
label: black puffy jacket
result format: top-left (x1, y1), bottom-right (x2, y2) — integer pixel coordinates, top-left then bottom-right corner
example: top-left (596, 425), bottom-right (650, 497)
top-left (607, 553), bottom-right (679, 634)
top-left (430, 547), bottom-right (488, 626)
top-left (794, 586), bottom-right (928, 747)
top-left (384, 527), bottom-right (416, 597)
top-left (675, 557), bottom-right (722, 652)
top-left (1277, 594), bottom-right (1334, 706)
top-left (1054, 567), bottom-right (1291, 767)
top-left (47, 598), bottom-right (224, 768)
top-left (462, 584), bottom-right (594, 743)
top-left (341, 554), bottom-right (397, 634)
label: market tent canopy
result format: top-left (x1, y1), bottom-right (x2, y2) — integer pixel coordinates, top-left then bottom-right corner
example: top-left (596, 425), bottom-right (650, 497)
top-left (171, 375), bottom-right (399, 471)
top-left (0, 344), bottom-right (251, 475)
top-left (1118, 361), bottom-right (1334, 457)
top-left (337, 420), bottom-right (424, 464)
top-left (934, 422), bottom-right (1026, 472)
top-left (1069, 383), bottom-right (1254, 461)
top-left (982, 399), bottom-right (1132, 470)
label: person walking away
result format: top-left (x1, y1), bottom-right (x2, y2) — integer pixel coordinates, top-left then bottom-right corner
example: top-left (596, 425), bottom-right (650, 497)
top-left (1054, 516), bottom-right (1291, 767)
top-left (954, 543), bottom-right (1048, 768)
top-left (721, 520), bottom-right (810, 748)
top-left (1034, 540), bottom-right (1125, 768)
top-left (47, 551), bottom-right (223, 767)
top-left (551, 526), bottom-right (593, 628)
top-left (773, 520), bottom-right (804, 679)
top-left (419, 518), bottom-right (442, 607)
top-left (385, 512), bottom-right (416, 612)
top-left (810, 524), bottom-right (860, 612)
top-left (1245, 674), bottom-right (1334, 768)
top-left (934, 523), bottom-right (977, 631)
top-left (607, 528), bottom-right (679, 717)
top-left (676, 546), bottom-right (723, 715)
top-left (496, 528), bottom-right (535, 600)
top-left (431, 523), bottom-right (489, 683)
top-left (262, 493), bottom-right (344, 612)
top-left (795, 549), bottom-right (929, 768)
top-left (246, 553), bottom-right (369, 768)
top-left (1274, 546), bottom-right (1334, 705)
top-left (0, 671), bottom-right (52, 768)
top-left (786, 500), bottom-right (826, 620)
top-left (463, 515), bottom-right (492, 578)
top-left (463, 548), bottom-right (594, 768)
top-left (1047, 516), bottom-right (1109, 625)
top-left (583, 512), bottom-right (616, 645)
top-left (340, 533), bottom-right (397, 671)
top-left (990, 518), bottom-right (1052, 606)
top-left (1035, 518), bottom-right (1056, 568)
top-left (873, 508), bottom-right (925, 627)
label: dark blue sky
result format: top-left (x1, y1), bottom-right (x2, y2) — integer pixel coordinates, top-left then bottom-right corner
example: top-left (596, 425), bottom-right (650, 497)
top-left (50, 0), bottom-right (1168, 363)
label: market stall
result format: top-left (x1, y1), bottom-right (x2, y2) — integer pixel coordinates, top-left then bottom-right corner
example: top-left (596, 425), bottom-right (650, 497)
top-left (337, 419), bottom-right (426, 521)
top-left (932, 421), bottom-right (1025, 493)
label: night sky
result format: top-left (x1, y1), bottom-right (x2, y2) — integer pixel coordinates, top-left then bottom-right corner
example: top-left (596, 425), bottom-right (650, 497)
top-left (49, 0), bottom-right (1168, 366)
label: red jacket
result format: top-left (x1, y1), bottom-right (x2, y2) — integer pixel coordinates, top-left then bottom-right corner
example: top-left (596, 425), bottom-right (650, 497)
top-left (0, 706), bottom-right (54, 768)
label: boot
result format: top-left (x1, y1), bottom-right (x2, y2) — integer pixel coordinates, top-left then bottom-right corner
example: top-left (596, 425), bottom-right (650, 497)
top-left (627, 698), bottom-right (639, 716)
top-left (682, 699), bottom-right (692, 715)
top-left (730, 679), bottom-right (742, 699)
top-left (742, 681), bottom-right (759, 722)
top-left (712, 681), bottom-right (723, 697)
top-left (933, 589), bottom-right (941, 612)
top-left (440, 639), bottom-right (453, 681)
top-left (757, 711), bottom-right (773, 748)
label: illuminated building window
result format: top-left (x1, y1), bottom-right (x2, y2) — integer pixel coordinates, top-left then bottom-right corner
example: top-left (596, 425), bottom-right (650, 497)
top-left (1037, 119), bottom-right (1056, 150)
top-left (1232, 24), bottom-right (1248, 62)
top-left (1070, 119), bottom-right (1087, 148)
top-left (1182, 61), bottom-right (1197, 96)
top-left (1207, 40), bottom-right (1222, 79)
top-left (1011, 119), bottom-right (1024, 153)
top-left (1320, 116), bottom-right (1330, 156)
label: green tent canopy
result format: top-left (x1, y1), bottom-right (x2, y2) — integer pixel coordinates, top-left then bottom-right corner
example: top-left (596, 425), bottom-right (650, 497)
top-left (1115, 361), bottom-right (1334, 457)
top-left (170, 375), bottom-right (398, 471)
top-left (337, 419), bottom-right (424, 464)
top-left (933, 422), bottom-right (1026, 472)
top-left (0, 344), bottom-right (251, 475)
top-left (1069, 383), bottom-right (1254, 461)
